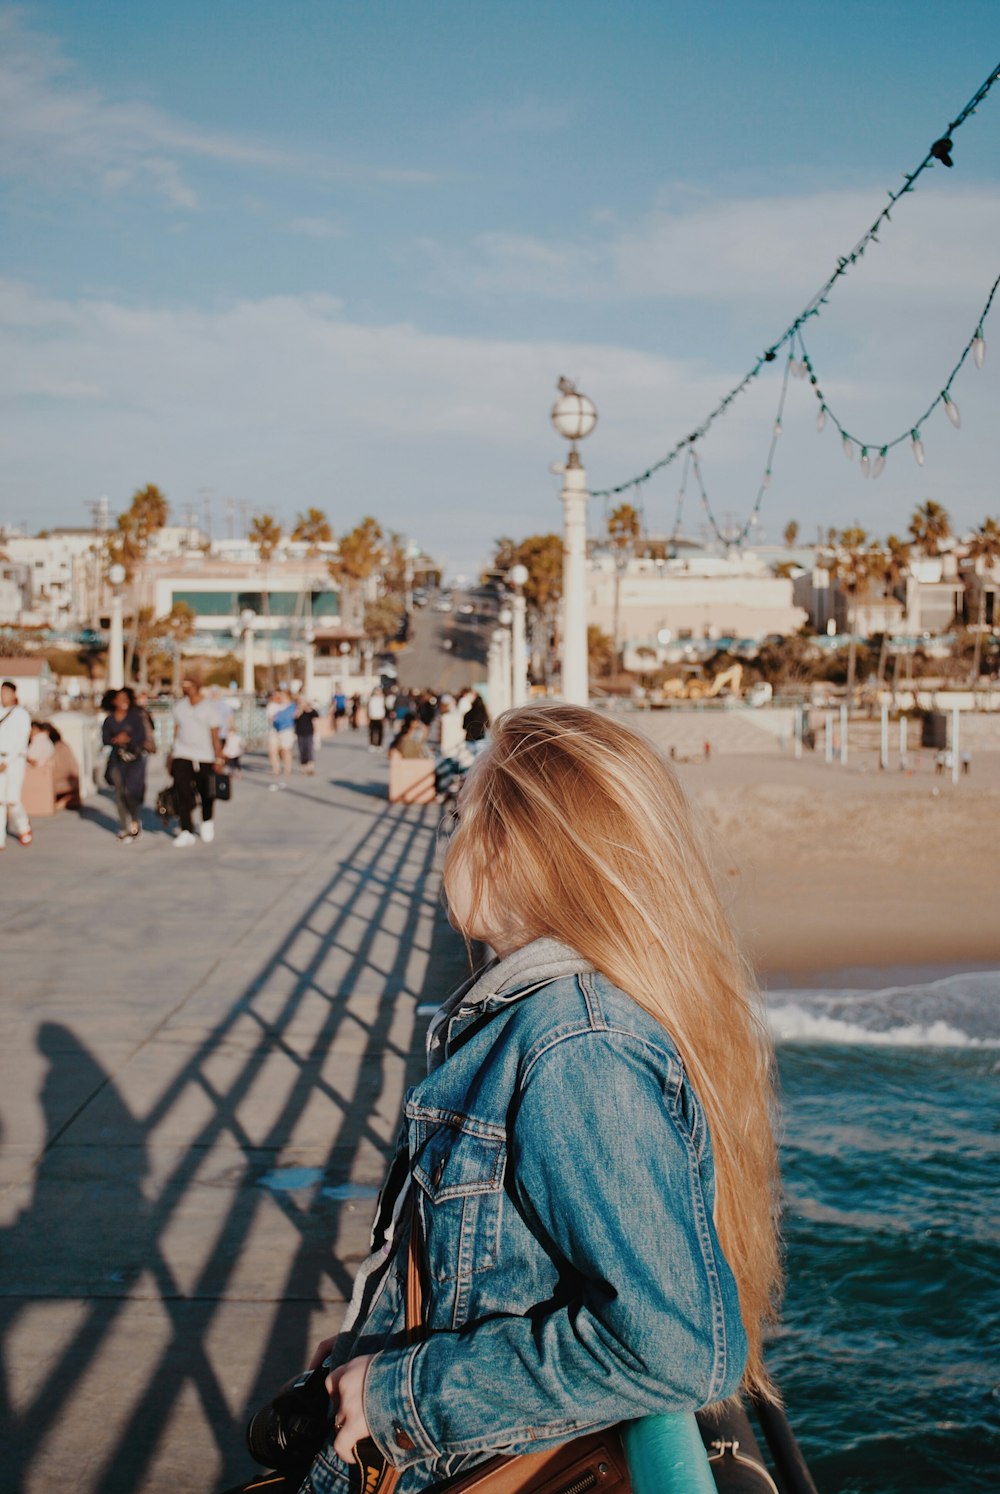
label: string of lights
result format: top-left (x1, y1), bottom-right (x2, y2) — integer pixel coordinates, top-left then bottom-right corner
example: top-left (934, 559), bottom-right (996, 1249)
top-left (589, 59), bottom-right (1000, 504)
top-left (688, 348), bottom-right (795, 549)
top-left (798, 270), bottom-right (997, 475)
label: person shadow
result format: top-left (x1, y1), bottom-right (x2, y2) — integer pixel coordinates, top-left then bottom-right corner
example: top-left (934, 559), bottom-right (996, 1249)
top-left (0, 1023), bottom-right (153, 1494)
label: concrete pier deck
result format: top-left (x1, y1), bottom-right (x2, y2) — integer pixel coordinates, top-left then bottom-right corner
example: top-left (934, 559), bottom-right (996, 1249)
top-left (1, 732), bottom-right (466, 1493)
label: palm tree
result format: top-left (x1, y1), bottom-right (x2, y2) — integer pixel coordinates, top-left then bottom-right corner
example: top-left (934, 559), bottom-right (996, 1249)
top-left (249, 513), bottom-right (283, 687)
top-left (328, 517), bottom-right (385, 632)
top-left (783, 520), bottom-right (800, 547)
top-left (966, 517), bottom-right (1000, 683)
top-left (872, 535), bottom-right (911, 690)
top-left (158, 600), bottom-right (196, 694)
top-left (291, 507), bottom-right (332, 558)
top-left (908, 500), bottom-right (952, 556)
top-left (829, 526), bottom-right (871, 709)
top-left (509, 533), bottom-right (564, 684)
top-left (114, 483), bottom-right (169, 678)
top-left (607, 503), bottom-right (640, 672)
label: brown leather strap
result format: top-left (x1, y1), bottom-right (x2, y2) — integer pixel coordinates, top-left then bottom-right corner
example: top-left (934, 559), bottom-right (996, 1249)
top-left (406, 1207), bottom-right (424, 1341)
top-left (365, 1210), bottom-right (423, 1494)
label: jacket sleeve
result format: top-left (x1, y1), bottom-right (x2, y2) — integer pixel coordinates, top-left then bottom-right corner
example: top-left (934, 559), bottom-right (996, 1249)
top-left (361, 1029), bottom-right (746, 1471)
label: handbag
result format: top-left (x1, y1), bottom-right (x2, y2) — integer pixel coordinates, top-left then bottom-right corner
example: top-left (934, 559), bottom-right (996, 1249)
top-left (361, 1222), bottom-right (633, 1494)
top-left (156, 783), bottom-right (178, 821)
top-left (214, 771), bottom-right (232, 802)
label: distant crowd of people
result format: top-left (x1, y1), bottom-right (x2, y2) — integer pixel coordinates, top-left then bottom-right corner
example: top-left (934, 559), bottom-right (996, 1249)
top-left (3, 674), bottom-right (495, 852)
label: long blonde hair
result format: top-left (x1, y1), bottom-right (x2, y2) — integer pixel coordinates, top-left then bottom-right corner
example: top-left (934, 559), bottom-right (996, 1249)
top-left (443, 703), bottom-right (781, 1398)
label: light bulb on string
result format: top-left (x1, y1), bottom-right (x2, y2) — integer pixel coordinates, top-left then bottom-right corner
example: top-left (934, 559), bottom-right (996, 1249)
top-left (943, 392), bottom-right (961, 428)
top-left (774, 419), bottom-right (782, 438)
top-left (817, 405), bottom-right (827, 433)
top-left (761, 471), bottom-right (771, 488)
top-left (859, 447), bottom-right (871, 478)
top-left (911, 430), bottom-right (925, 467)
top-left (973, 329), bottom-right (987, 368)
top-left (872, 447), bottom-right (887, 479)
top-left (842, 435), bottom-right (854, 461)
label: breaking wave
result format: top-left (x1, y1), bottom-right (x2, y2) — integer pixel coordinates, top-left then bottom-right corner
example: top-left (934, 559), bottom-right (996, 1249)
top-left (763, 970), bottom-right (1000, 1047)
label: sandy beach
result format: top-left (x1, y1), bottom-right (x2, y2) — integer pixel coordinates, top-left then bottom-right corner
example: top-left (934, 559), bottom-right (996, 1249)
top-left (624, 717), bottom-right (1000, 987)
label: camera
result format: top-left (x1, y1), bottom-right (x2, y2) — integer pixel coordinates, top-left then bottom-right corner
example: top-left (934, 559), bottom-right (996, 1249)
top-left (246, 1365), bottom-right (332, 1475)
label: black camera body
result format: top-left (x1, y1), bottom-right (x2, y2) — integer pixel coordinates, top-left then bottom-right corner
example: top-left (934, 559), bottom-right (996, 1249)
top-left (246, 1365), bottom-right (332, 1475)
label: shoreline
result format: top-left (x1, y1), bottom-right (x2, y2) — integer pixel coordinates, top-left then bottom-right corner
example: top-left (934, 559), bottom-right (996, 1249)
top-left (668, 750), bottom-right (1000, 991)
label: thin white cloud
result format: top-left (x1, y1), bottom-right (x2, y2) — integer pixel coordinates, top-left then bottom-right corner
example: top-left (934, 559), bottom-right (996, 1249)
top-left (290, 217), bottom-right (347, 241)
top-left (1, 279), bottom-right (995, 571)
top-left (417, 184), bottom-right (1000, 311)
top-left (0, 7), bottom-right (437, 207)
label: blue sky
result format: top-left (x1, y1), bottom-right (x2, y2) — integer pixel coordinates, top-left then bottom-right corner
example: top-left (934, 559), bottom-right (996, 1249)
top-left (2, 1), bottom-right (999, 573)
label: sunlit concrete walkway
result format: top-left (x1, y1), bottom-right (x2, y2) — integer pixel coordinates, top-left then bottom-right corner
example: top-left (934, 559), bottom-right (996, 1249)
top-left (1, 731), bottom-right (466, 1493)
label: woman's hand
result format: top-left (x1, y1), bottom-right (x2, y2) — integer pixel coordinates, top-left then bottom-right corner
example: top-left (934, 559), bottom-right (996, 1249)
top-left (307, 1337), bottom-right (337, 1371)
top-left (326, 1354), bottom-right (375, 1465)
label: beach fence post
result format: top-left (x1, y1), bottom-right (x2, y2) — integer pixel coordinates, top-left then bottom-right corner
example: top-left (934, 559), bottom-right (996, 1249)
top-left (951, 705), bottom-right (961, 786)
top-left (880, 701), bottom-right (889, 770)
top-left (794, 706), bottom-right (803, 760)
top-left (839, 703), bottom-right (849, 766)
top-left (899, 714), bottom-right (908, 769)
top-left (825, 711), bottom-right (834, 763)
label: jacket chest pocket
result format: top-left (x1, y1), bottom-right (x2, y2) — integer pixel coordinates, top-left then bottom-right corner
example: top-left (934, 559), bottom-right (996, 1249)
top-left (410, 1112), bottom-right (506, 1327)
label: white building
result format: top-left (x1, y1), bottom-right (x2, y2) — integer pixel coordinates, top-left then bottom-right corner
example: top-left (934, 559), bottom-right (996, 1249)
top-left (146, 556), bottom-right (343, 649)
top-left (587, 548), bottom-right (808, 665)
top-left (0, 528), bottom-right (105, 629)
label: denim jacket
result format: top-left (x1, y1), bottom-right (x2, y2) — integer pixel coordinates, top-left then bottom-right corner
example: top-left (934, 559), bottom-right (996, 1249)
top-left (301, 940), bottom-right (747, 1493)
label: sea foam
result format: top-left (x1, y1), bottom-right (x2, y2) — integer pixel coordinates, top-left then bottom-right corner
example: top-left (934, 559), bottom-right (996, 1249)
top-left (763, 970), bottom-right (1000, 1047)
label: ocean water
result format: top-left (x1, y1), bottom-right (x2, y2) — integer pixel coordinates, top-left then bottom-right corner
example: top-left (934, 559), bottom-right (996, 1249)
top-left (763, 971), bottom-right (1000, 1493)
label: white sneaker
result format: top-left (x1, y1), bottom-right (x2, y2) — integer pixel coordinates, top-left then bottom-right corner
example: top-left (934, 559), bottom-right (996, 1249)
top-left (174, 830), bottom-right (197, 848)
top-left (200, 820), bottom-right (215, 844)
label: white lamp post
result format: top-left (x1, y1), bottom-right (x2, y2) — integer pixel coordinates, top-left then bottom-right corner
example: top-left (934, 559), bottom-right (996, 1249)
top-left (487, 630), bottom-right (504, 716)
top-left (240, 608), bottom-right (256, 696)
top-left (107, 563), bottom-right (126, 690)
top-left (497, 606), bottom-right (513, 716)
top-left (551, 378), bottom-right (597, 706)
top-left (509, 563), bottom-right (529, 707)
top-left (303, 625), bottom-right (316, 701)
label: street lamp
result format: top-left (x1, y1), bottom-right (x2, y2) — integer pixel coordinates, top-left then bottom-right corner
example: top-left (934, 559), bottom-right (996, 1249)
top-left (551, 378), bottom-right (597, 706)
top-left (108, 563), bottom-right (126, 690)
top-left (303, 624), bottom-right (316, 701)
top-left (240, 608), bottom-right (256, 696)
top-left (497, 606), bottom-right (513, 716)
top-left (509, 563), bottom-right (529, 707)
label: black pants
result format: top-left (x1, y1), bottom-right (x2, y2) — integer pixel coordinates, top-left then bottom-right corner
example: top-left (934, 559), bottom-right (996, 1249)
top-left (368, 718), bottom-right (384, 747)
top-left (172, 758), bottom-right (215, 833)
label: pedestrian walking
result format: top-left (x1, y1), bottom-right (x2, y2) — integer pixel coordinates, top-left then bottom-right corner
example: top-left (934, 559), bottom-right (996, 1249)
top-left (295, 697), bottom-right (320, 774)
top-left (223, 727), bottom-right (245, 777)
top-left (331, 686), bottom-right (348, 732)
top-left (0, 679), bottom-right (33, 848)
top-left (268, 689), bottom-right (296, 782)
top-left (366, 686), bottom-right (387, 750)
top-left (462, 691), bottom-right (490, 756)
top-left (101, 687), bottom-right (148, 841)
top-left (169, 675), bottom-right (224, 847)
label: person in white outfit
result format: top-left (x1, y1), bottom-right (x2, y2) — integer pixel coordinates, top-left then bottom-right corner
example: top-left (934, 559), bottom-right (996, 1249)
top-left (169, 675), bottom-right (224, 847)
top-left (0, 680), bottom-right (33, 849)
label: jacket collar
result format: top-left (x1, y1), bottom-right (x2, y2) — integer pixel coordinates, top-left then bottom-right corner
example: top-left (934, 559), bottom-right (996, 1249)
top-left (426, 937), bottom-right (593, 1071)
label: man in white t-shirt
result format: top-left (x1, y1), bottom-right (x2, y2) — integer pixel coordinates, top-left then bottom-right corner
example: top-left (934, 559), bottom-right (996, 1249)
top-left (0, 680), bottom-right (33, 848)
top-left (169, 675), bottom-right (224, 847)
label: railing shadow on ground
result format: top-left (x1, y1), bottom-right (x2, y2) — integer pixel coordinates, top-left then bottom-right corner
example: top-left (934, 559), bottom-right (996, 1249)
top-left (0, 791), bottom-right (467, 1493)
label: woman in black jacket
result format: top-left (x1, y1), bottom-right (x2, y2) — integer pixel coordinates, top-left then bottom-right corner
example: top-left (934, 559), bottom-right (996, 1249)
top-left (101, 687), bottom-right (148, 840)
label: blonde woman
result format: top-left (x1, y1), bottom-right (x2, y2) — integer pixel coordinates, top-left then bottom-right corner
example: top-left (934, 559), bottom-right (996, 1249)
top-left (294, 704), bottom-right (781, 1493)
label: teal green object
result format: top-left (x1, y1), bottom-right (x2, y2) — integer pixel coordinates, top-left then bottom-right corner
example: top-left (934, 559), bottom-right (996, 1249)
top-left (623, 1413), bottom-right (717, 1493)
